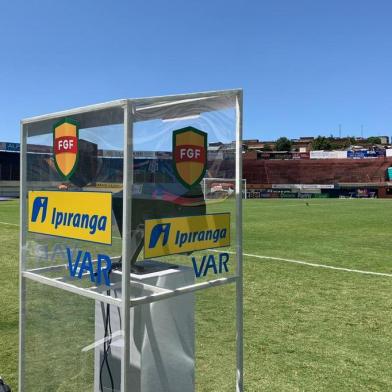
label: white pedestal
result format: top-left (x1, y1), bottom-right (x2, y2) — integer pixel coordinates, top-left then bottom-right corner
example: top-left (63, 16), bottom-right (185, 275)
top-left (94, 261), bottom-right (195, 392)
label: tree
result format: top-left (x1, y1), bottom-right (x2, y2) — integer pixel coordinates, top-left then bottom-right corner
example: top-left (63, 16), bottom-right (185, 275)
top-left (312, 136), bottom-right (332, 151)
top-left (275, 137), bottom-right (292, 151)
top-left (263, 144), bottom-right (272, 151)
top-left (367, 136), bottom-right (381, 145)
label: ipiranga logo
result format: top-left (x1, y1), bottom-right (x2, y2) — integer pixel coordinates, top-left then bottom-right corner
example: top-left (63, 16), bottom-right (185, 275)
top-left (28, 191), bottom-right (112, 244)
top-left (174, 226), bottom-right (227, 247)
top-left (144, 213), bottom-right (230, 258)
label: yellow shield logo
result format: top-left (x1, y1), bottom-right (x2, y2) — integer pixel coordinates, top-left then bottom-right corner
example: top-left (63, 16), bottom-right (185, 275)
top-left (173, 127), bottom-right (207, 188)
top-left (53, 118), bottom-right (79, 179)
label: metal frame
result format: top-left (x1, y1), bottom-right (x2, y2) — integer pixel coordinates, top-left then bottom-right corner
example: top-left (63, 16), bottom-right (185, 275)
top-left (19, 89), bottom-right (243, 392)
top-left (235, 91), bottom-right (244, 391)
top-left (19, 119), bottom-right (27, 391)
top-left (121, 100), bottom-right (133, 390)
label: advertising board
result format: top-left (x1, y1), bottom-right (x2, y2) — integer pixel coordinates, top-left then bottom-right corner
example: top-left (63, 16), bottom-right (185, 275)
top-left (310, 150), bottom-right (347, 159)
top-left (144, 213), bottom-right (230, 258)
top-left (28, 191), bottom-right (112, 244)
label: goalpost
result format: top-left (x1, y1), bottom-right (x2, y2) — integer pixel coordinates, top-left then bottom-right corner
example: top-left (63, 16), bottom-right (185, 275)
top-left (202, 177), bottom-right (247, 200)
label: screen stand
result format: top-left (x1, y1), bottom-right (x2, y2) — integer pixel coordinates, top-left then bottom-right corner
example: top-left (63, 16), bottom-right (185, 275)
top-left (94, 261), bottom-right (195, 392)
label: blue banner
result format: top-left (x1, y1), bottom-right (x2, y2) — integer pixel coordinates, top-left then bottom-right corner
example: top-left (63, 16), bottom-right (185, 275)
top-left (347, 150), bottom-right (384, 159)
top-left (5, 142), bottom-right (20, 152)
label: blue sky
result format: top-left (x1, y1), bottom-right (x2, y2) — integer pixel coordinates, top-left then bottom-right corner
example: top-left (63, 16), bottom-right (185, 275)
top-left (1, 0), bottom-right (392, 143)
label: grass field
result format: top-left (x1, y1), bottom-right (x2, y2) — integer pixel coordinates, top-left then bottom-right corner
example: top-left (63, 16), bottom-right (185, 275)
top-left (2, 198), bottom-right (392, 391)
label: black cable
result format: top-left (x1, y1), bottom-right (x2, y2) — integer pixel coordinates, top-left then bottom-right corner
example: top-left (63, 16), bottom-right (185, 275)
top-left (108, 301), bottom-right (113, 338)
top-left (99, 290), bottom-right (115, 392)
top-left (105, 299), bottom-right (114, 391)
top-left (99, 305), bottom-right (107, 391)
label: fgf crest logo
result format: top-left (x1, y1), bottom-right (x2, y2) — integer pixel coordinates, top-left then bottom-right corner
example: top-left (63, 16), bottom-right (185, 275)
top-left (173, 126), bottom-right (207, 188)
top-left (53, 118), bottom-right (79, 179)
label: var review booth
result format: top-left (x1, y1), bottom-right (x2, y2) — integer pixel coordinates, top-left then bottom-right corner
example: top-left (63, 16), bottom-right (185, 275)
top-left (19, 90), bottom-right (243, 392)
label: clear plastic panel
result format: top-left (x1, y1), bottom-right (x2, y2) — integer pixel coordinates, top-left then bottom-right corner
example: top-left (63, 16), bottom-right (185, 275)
top-left (125, 275), bottom-right (237, 392)
top-left (195, 284), bottom-right (236, 392)
top-left (22, 105), bottom-right (125, 391)
top-left (121, 92), bottom-right (240, 391)
top-left (23, 280), bottom-right (125, 391)
top-left (24, 280), bottom-right (95, 391)
top-left (130, 94), bottom-right (238, 285)
top-left (24, 106), bottom-right (125, 272)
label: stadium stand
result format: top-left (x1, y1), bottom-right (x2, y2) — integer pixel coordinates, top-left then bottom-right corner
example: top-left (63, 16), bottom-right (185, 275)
top-left (0, 151), bottom-right (19, 197)
top-left (243, 158), bottom-right (392, 185)
top-left (2, 142), bottom-right (392, 198)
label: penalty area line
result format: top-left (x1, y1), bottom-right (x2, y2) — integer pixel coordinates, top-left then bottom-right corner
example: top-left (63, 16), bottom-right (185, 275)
top-left (0, 221), bottom-right (19, 227)
top-left (213, 250), bottom-right (392, 278)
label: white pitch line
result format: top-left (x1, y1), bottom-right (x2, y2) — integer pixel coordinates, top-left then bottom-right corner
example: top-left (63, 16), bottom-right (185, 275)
top-left (2, 220), bottom-right (391, 277)
top-left (254, 203), bottom-right (326, 207)
top-left (215, 250), bottom-right (392, 278)
top-left (0, 221), bottom-right (19, 227)
top-left (82, 330), bottom-right (123, 352)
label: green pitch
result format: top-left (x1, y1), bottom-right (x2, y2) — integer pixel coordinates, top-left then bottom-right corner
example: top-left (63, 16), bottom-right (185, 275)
top-left (2, 198), bottom-right (392, 391)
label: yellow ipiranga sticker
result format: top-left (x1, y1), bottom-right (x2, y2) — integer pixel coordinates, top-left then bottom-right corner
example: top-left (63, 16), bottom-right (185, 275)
top-left (28, 191), bottom-right (112, 244)
top-left (144, 213), bottom-right (230, 258)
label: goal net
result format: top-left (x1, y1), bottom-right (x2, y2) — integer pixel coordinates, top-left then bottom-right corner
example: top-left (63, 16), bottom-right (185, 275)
top-left (202, 178), bottom-right (247, 200)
